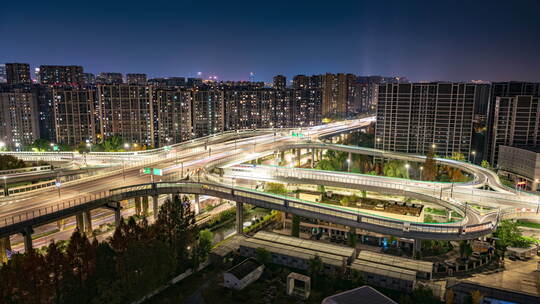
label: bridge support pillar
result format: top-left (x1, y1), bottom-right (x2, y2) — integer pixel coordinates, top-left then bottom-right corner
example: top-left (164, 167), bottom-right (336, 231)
top-left (57, 219), bottom-right (65, 231)
top-left (413, 239), bottom-right (422, 256)
top-left (21, 227), bottom-right (33, 253)
top-left (348, 152), bottom-right (352, 172)
top-left (296, 149), bottom-right (301, 167)
top-left (114, 207), bottom-right (122, 228)
top-left (194, 194), bottom-right (201, 215)
top-left (135, 197), bottom-right (142, 216)
top-left (76, 213), bottom-right (85, 232)
top-left (142, 196), bottom-right (149, 217)
top-left (310, 149), bottom-right (315, 168)
top-left (236, 202), bottom-right (244, 235)
top-left (153, 195), bottom-right (159, 220)
top-left (83, 210), bottom-right (93, 235)
top-left (533, 180), bottom-right (539, 192)
top-left (0, 237), bottom-right (11, 264)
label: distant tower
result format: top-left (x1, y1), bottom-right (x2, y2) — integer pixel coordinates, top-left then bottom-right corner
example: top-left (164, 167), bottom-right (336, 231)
top-left (249, 72), bottom-right (255, 82)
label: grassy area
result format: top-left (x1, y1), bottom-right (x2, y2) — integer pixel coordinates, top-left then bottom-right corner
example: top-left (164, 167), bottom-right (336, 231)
top-left (425, 207), bottom-right (446, 216)
top-left (517, 220), bottom-right (540, 230)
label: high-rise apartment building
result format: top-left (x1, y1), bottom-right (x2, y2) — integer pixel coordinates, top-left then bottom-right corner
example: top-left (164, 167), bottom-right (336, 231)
top-left (224, 90), bottom-right (275, 130)
top-left (38, 65), bottom-right (84, 86)
top-left (36, 87), bottom-right (56, 142)
top-left (153, 88), bottom-right (192, 146)
top-left (97, 73), bottom-right (124, 84)
top-left (192, 90), bottom-right (224, 137)
top-left (0, 90), bottom-right (39, 148)
top-left (83, 73), bottom-right (96, 85)
top-left (292, 75), bottom-right (309, 89)
top-left (375, 82), bottom-right (476, 157)
top-left (484, 82), bottom-right (540, 165)
top-left (291, 89), bottom-right (323, 127)
top-left (5, 63), bottom-right (31, 85)
top-left (0, 64), bottom-right (6, 83)
top-left (273, 75), bottom-right (286, 90)
top-left (96, 84), bottom-right (154, 147)
top-left (52, 88), bottom-right (96, 145)
top-left (488, 95), bottom-right (540, 166)
top-left (126, 73), bottom-right (147, 85)
top-left (321, 73), bottom-right (355, 117)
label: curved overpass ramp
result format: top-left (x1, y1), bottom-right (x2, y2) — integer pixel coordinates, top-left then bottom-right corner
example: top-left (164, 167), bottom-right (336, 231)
top-left (0, 182), bottom-right (495, 241)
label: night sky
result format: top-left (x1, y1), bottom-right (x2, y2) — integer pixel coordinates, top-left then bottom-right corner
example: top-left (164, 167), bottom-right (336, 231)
top-left (1, 0), bottom-right (539, 82)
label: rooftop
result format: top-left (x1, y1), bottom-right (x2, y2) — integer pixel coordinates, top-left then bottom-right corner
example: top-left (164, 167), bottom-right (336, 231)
top-left (357, 250), bottom-right (433, 274)
top-left (322, 285), bottom-right (397, 304)
top-left (351, 259), bottom-right (417, 282)
top-left (253, 231), bottom-right (355, 258)
top-left (226, 258), bottom-right (262, 280)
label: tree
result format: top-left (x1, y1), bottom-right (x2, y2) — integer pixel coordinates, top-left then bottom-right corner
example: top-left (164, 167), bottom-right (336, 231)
top-left (0, 155), bottom-right (26, 170)
top-left (25, 139), bottom-right (51, 152)
top-left (423, 148), bottom-right (437, 181)
top-left (450, 152), bottom-right (465, 161)
top-left (101, 136), bottom-right (123, 152)
top-left (255, 247), bottom-right (271, 265)
top-left (382, 160), bottom-right (408, 178)
top-left (154, 194), bottom-right (198, 270)
top-left (265, 182), bottom-right (288, 195)
top-left (197, 229), bottom-right (213, 262)
top-left (481, 160), bottom-right (490, 169)
top-left (459, 240), bottom-right (473, 259)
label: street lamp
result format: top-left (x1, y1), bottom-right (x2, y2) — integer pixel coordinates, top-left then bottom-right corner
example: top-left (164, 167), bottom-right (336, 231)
top-left (420, 166), bottom-right (424, 181)
top-left (471, 150), bottom-right (476, 164)
top-left (0, 141), bottom-right (5, 150)
top-left (124, 143), bottom-right (130, 151)
top-left (86, 142), bottom-right (92, 152)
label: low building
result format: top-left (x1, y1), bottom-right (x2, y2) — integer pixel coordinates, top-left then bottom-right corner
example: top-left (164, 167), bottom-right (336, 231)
top-left (350, 259), bottom-right (417, 292)
top-left (357, 250), bottom-right (433, 280)
top-left (447, 280), bottom-right (540, 304)
top-left (238, 231), bottom-right (355, 274)
top-left (507, 246), bottom-right (537, 259)
top-left (498, 145), bottom-right (540, 191)
top-left (223, 258), bottom-right (264, 290)
top-left (322, 285), bottom-right (397, 304)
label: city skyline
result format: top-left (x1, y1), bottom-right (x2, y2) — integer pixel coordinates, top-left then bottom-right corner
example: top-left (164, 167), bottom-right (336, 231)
top-left (2, 0), bottom-right (540, 82)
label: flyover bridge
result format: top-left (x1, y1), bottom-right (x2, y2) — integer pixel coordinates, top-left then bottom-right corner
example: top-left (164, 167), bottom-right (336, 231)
top-left (0, 181), bottom-right (497, 252)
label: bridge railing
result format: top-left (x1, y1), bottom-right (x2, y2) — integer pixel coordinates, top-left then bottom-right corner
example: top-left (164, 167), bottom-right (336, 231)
top-left (0, 181), bottom-right (495, 239)
top-left (0, 165), bottom-right (52, 175)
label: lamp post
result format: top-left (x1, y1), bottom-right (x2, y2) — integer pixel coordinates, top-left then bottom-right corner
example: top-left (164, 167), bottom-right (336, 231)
top-left (0, 141), bottom-right (5, 150)
top-left (122, 158), bottom-right (126, 181)
top-left (471, 150), bottom-right (476, 164)
top-left (86, 142), bottom-right (92, 152)
top-left (420, 166), bottom-right (424, 181)
top-left (124, 143), bottom-right (130, 151)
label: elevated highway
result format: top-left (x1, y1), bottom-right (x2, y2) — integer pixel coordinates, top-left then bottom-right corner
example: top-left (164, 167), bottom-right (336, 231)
top-left (0, 115), bottom-right (539, 253)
